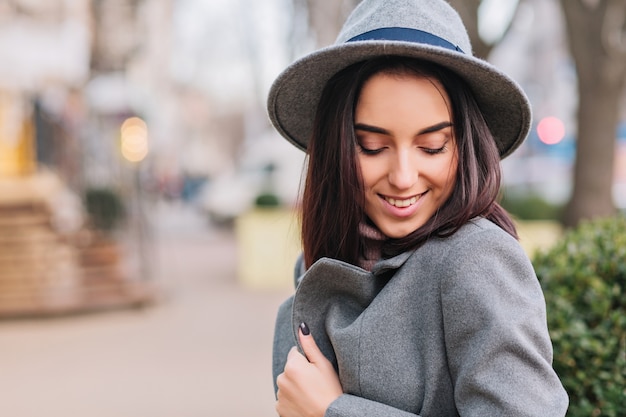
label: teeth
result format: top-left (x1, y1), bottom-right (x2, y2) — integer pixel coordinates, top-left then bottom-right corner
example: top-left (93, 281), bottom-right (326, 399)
top-left (385, 196), bottom-right (418, 208)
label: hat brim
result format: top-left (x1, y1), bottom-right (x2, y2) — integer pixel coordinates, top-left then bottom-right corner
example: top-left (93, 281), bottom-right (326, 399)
top-left (267, 41), bottom-right (531, 159)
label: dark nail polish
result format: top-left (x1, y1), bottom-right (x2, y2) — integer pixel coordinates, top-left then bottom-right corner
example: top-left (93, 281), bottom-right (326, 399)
top-left (299, 322), bottom-right (310, 336)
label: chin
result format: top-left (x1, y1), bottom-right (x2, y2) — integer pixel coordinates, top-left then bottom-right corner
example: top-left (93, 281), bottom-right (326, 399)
top-left (381, 220), bottom-right (427, 239)
top-left (383, 227), bottom-right (416, 239)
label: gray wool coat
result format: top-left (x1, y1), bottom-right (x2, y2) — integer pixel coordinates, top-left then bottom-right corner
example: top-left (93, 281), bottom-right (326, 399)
top-left (272, 217), bottom-right (569, 416)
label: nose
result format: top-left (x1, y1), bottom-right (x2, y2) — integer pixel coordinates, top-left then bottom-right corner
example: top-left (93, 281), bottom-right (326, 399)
top-left (388, 150), bottom-right (418, 190)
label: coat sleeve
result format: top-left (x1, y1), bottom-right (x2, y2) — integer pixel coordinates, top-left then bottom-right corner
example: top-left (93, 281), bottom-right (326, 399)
top-left (272, 295), bottom-right (295, 396)
top-left (439, 228), bottom-right (569, 416)
top-left (272, 254), bottom-right (306, 396)
top-left (325, 394), bottom-right (421, 417)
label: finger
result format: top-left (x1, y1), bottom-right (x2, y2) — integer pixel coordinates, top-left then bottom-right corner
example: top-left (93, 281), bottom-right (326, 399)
top-left (298, 322), bottom-right (326, 365)
top-left (286, 345), bottom-right (300, 359)
top-left (284, 346), bottom-right (308, 373)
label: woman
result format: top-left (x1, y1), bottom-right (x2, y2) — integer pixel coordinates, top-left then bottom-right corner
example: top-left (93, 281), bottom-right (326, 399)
top-left (268, 1), bottom-right (569, 416)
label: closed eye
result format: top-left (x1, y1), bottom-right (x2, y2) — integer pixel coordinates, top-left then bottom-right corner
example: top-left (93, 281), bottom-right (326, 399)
top-left (420, 138), bottom-right (451, 155)
top-left (421, 145), bottom-right (447, 155)
top-left (358, 145), bottom-right (385, 155)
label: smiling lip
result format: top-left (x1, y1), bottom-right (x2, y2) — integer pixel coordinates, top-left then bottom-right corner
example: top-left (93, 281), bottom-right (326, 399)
top-left (382, 192), bottom-right (426, 208)
top-left (379, 192), bottom-right (426, 218)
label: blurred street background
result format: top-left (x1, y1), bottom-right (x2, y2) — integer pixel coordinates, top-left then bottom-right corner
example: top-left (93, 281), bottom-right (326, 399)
top-left (1, 201), bottom-right (292, 417)
top-left (0, 0), bottom-right (624, 416)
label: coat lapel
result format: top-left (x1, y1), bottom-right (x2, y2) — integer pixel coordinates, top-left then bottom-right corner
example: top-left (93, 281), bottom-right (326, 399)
top-left (291, 252), bottom-right (413, 370)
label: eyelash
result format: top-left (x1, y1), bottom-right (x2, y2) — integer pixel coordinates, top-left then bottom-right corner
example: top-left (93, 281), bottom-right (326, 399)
top-left (358, 146), bottom-right (384, 155)
top-left (422, 145), bottom-right (447, 155)
top-left (358, 144), bottom-right (447, 155)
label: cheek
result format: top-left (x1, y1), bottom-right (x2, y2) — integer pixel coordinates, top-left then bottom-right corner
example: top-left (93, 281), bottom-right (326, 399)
top-left (357, 158), bottom-right (381, 189)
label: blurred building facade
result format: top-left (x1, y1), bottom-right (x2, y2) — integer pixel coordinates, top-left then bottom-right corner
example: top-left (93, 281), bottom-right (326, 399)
top-left (0, 0), bottom-right (171, 316)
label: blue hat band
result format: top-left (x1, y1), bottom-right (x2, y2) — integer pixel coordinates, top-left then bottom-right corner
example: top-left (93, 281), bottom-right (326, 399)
top-left (347, 27), bottom-right (464, 53)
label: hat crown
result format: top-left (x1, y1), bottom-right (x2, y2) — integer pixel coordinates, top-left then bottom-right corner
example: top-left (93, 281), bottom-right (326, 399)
top-left (336, 0), bottom-right (472, 56)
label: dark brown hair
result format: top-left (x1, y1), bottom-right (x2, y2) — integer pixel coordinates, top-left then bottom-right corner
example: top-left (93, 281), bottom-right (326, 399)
top-left (301, 56), bottom-right (517, 268)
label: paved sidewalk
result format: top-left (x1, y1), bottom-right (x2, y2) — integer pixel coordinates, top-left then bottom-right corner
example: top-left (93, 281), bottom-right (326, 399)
top-left (0, 203), bottom-right (292, 417)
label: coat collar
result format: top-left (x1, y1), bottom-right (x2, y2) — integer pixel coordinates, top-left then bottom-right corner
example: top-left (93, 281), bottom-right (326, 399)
top-left (291, 251), bottom-right (414, 368)
top-left (371, 250), bottom-right (414, 275)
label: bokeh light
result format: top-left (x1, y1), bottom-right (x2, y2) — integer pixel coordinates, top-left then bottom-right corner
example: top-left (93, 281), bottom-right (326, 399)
top-left (537, 116), bottom-right (565, 145)
top-left (120, 116), bottom-right (148, 162)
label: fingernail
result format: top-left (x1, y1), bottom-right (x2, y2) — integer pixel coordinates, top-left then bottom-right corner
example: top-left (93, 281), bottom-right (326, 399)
top-left (299, 322), bottom-right (310, 336)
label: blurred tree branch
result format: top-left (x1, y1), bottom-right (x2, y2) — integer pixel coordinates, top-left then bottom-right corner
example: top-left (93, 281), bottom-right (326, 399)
top-left (448, 0), bottom-right (523, 60)
top-left (290, 0), bottom-right (360, 52)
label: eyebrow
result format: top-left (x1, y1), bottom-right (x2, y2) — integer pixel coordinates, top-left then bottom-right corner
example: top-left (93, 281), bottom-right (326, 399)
top-left (354, 121), bottom-right (453, 136)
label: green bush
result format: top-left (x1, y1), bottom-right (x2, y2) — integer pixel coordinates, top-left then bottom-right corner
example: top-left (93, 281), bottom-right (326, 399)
top-left (533, 216), bottom-right (626, 416)
top-left (84, 187), bottom-right (126, 231)
top-left (254, 192), bottom-right (281, 208)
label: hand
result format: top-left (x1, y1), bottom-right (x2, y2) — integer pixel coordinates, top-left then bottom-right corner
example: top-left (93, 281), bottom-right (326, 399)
top-left (275, 323), bottom-right (343, 417)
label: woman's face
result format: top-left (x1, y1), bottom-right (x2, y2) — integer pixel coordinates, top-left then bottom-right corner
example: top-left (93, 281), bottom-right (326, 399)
top-left (354, 72), bottom-right (458, 238)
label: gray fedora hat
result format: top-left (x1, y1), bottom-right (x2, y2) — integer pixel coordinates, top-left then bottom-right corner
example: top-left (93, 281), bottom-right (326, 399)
top-left (267, 0), bottom-right (531, 159)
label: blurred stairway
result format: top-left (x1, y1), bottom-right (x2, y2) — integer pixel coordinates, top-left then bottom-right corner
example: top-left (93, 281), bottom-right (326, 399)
top-left (0, 172), bottom-right (154, 318)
